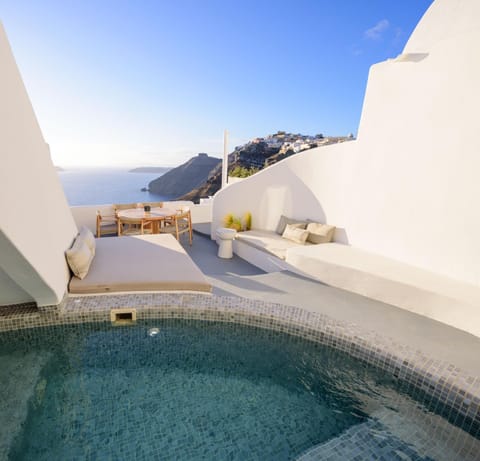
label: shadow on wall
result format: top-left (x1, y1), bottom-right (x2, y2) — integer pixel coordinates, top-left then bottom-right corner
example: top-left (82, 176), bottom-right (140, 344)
top-left (256, 171), bottom-right (350, 244)
top-left (256, 171), bottom-right (324, 228)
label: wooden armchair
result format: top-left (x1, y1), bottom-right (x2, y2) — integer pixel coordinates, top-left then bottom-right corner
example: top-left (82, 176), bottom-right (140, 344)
top-left (144, 201), bottom-right (164, 208)
top-left (96, 210), bottom-right (118, 237)
top-left (159, 207), bottom-right (192, 245)
top-left (117, 216), bottom-right (153, 236)
top-left (113, 203), bottom-right (138, 214)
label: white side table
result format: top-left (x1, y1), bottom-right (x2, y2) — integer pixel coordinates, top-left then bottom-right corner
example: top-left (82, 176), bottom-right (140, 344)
top-left (215, 228), bottom-right (237, 258)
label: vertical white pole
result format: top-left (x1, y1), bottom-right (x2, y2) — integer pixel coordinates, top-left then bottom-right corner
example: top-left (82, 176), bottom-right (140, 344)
top-left (222, 129), bottom-right (229, 189)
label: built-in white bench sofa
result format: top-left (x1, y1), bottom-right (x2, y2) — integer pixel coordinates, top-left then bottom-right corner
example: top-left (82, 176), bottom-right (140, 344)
top-left (233, 229), bottom-right (480, 337)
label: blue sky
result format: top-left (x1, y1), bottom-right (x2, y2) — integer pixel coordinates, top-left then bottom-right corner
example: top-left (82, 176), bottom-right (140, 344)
top-left (1, 0), bottom-right (433, 167)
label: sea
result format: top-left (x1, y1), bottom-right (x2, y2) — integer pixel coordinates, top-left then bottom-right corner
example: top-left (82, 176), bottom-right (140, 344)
top-left (57, 168), bottom-right (172, 206)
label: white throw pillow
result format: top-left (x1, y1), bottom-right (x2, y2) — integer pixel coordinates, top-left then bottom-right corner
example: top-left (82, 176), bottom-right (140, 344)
top-left (282, 223), bottom-right (309, 244)
top-left (275, 215), bottom-right (307, 235)
top-left (66, 237), bottom-right (94, 279)
top-left (78, 226), bottom-right (96, 255)
top-left (306, 223), bottom-right (336, 244)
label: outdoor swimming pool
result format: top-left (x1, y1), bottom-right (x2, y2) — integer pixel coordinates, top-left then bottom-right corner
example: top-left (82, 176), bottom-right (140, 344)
top-left (1, 319), bottom-right (479, 460)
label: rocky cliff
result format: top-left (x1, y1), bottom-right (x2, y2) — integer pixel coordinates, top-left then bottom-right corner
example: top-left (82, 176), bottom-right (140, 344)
top-left (179, 144), bottom-right (269, 202)
top-left (179, 136), bottom-right (353, 202)
top-left (148, 153), bottom-right (221, 197)
top-left (153, 133), bottom-right (353, 202)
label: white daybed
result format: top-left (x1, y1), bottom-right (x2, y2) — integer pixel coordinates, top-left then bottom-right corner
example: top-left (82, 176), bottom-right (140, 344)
top-left (69, 234), bottom-right (211, 294)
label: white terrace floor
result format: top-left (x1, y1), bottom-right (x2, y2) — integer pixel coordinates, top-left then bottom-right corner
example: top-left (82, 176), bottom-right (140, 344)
top-left (185, 230), bottom-right (480, 378)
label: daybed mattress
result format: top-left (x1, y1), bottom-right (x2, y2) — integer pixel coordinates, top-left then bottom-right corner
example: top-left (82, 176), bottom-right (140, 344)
top-left (69, 234), bottom-right (211, 294)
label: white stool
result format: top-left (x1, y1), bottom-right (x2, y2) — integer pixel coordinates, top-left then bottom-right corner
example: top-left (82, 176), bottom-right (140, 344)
top-left (216, 228), bottom-right (237, 258)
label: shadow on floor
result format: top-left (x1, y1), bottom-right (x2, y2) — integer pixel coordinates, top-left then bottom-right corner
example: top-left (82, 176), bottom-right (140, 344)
top-left (184, 232), bottom-right (265, 277)
top-left (185, 233), bottom-right (326, 297)
top-left (208, 273), bottom-right (288, 297)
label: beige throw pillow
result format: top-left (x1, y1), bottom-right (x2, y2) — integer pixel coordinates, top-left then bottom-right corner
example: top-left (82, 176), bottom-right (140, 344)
top-left (66, 237), bottom-right (94, 279)
top-left (306, 223), bottom-right (336, 244)
top-left (282, 223), bottom-right (309, 244)
top-left (78, 226), bottom-right (96, 255)
top-left (275, 215), bottom-right (307, 235)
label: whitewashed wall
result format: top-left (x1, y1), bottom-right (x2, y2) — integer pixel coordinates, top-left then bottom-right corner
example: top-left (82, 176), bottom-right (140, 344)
top-left (213, 0), bottom-right (480, 287)
top-left (0, 267), bottom-right (34, 305)
top-left (0, 23), bottom-right (78, 306)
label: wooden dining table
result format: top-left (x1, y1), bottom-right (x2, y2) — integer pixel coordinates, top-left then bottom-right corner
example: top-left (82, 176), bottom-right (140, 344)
top-left (117, 207), bottom-right (178, 234)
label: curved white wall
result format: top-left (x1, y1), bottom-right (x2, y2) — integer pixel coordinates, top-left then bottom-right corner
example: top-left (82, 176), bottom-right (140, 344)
top-left (212, 142), bottom-right (354, 240)
top-left (0, 23), bottom-right (77, 306)
top-left (404, 0), bottom-right (477, 53)
top-left (213, 0), bottom-right (480, 287)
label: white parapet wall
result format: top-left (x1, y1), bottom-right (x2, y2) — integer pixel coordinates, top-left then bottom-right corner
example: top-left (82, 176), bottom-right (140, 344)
top-left (0, 23), bottom-right (78, 307)
top-left (212, 0), bottom-right (480, 333)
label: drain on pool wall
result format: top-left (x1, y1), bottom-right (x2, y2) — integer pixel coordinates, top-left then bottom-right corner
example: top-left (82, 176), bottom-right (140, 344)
top-left (110, 308), bottom-right (137, 325)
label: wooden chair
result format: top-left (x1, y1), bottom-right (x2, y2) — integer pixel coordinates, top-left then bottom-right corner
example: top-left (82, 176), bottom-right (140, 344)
top-left (114, 204), bottom-right (142, 234)
top-left (96, 211), bottom-right (118, 237)
top-left (144, 201), bottom-right (164, 208)
top-left (113, 203), bottom-right (138, 213)
top-left (159, 207), bottom-right (192, 245)
top-left (117, 216), bottom-right (153, 236)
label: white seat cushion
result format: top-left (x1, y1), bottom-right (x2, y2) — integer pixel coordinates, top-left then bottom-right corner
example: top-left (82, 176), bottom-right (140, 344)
top-left (236, 230), bottom-right (311, 260)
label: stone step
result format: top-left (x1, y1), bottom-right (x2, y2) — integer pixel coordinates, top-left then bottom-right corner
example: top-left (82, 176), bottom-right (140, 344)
top-left (296, 404), bottom-right (479, 461)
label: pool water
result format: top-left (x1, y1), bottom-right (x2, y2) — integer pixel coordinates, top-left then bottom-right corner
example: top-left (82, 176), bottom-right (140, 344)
top-left (0, 320), bottom-right (478, 460)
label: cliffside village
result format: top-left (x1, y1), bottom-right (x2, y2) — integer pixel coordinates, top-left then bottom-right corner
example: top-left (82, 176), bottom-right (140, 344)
top-left (232, 131), bottom-right (355, 169)
top-left (245, 131), bottom-right (353, 152)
